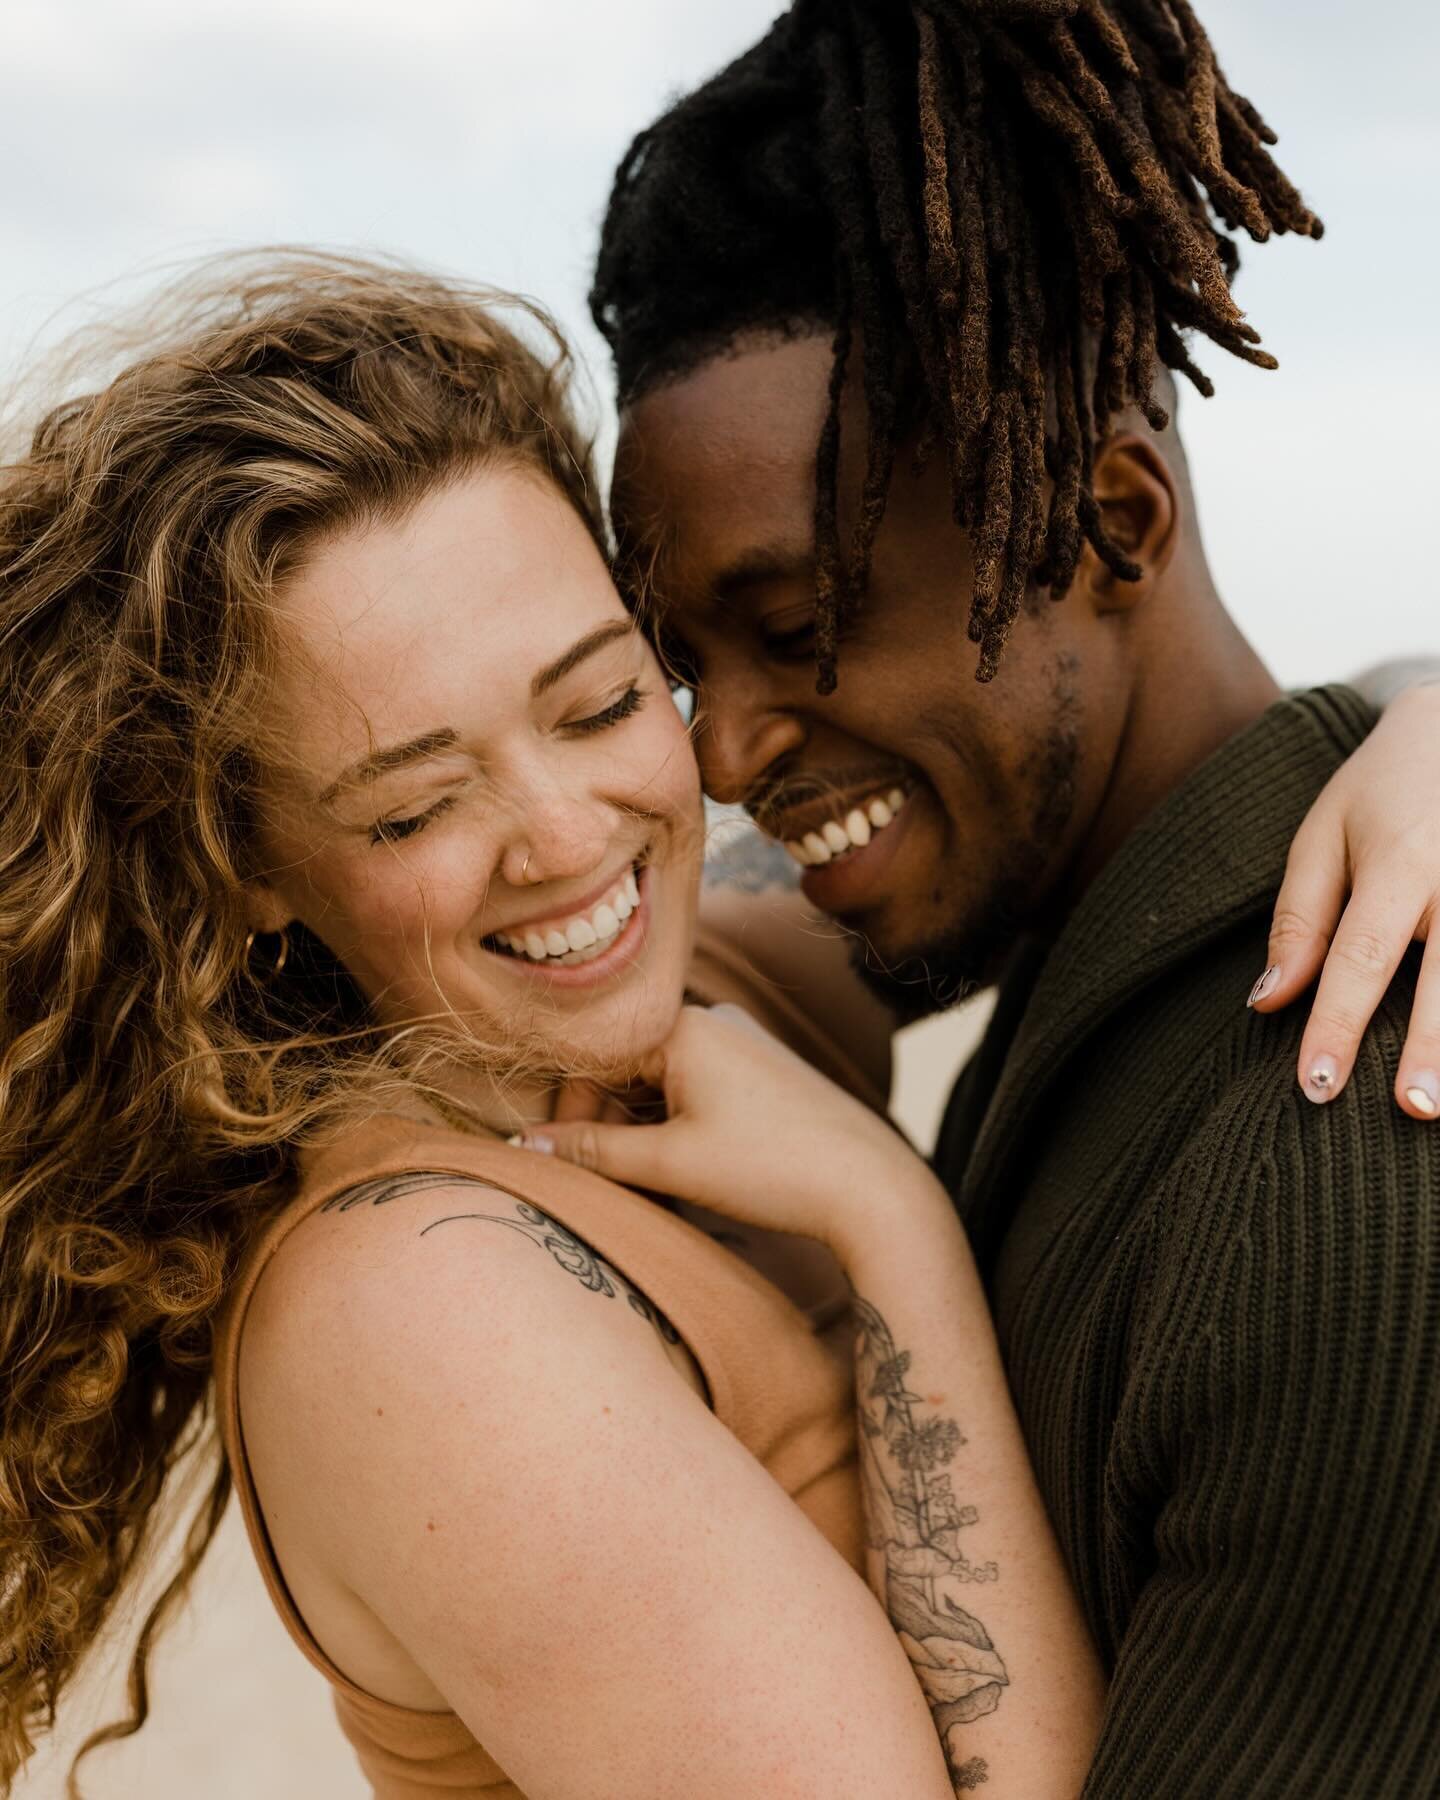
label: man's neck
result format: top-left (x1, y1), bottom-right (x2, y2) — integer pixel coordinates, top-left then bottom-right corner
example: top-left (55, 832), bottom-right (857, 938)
top-left (1068, 600), bottom-right (1283, 902)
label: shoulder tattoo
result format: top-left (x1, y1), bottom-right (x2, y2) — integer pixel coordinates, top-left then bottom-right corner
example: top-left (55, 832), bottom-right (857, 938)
top-left (322, 1174), bottom-right (680, 1346)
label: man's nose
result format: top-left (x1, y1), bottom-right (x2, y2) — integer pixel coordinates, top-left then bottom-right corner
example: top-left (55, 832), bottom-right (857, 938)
top-left (693, 683), bottom-right (806, 806)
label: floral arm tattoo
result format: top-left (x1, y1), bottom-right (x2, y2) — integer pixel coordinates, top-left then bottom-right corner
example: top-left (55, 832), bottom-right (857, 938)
top-left (322, 1175), bottom-right (680, 1345)
top-left (853, 1295), bottom-right (1008, 1794)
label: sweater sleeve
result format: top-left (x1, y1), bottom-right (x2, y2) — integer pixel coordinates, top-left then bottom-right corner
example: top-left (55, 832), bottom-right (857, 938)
top-left (1081, 1026), bottom-right (1440, 1798)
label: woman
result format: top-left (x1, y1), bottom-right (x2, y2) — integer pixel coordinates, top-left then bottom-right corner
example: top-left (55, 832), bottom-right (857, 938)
top-left (0, 255), bottom-right (1433, 1799)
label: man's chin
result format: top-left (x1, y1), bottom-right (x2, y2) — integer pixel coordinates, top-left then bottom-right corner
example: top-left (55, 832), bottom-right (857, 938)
top-left (846, 926), bottom-right (1002, 1026)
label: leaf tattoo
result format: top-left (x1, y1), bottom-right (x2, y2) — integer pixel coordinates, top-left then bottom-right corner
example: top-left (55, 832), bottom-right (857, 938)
top-left (324, 1176), bottom-right (680, 1345)
top-left (853, 1295), bottom-right (1008, 1794)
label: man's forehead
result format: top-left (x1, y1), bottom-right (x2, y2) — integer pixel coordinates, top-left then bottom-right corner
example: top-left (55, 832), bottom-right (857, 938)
top-left (613, 335), bottom-right (833, 584)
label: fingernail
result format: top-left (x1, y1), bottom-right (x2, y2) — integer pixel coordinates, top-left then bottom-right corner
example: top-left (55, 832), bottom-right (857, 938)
top-left (505, 1133), bottom-right (524, 1146)
top-left (1247, 965), bottom-right (1280, 1008)
top-left (1304, 1054), bottom-right (1339, 1103)
top-left (1403, 1071), bottom-right (1439, 1117)
top-left (522, 1132), bottom-right (555, 1155)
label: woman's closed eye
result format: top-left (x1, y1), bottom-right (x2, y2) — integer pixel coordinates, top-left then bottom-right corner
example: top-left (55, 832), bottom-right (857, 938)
top-left (367, 686), bottom-right (650, 847)
top-left (563, 681), bottom-right (649, 735)
top-left (368, 792), bottom-right (459, 847)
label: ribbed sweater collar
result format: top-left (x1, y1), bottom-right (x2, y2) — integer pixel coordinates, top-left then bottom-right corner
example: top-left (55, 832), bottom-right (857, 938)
top-left (961, 684), bottom-right (1377, 1237)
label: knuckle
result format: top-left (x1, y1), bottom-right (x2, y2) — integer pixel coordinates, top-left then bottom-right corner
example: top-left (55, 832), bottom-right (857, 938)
top-left (1402, 1029), bottom-right (1440, 1064)
top-left (1330, 928), bottom-right (1394, 980)
top-left (1268, 907), bottom-right (1320, 950)
top-left (1309, 1000), bottom-right (1368, 1045)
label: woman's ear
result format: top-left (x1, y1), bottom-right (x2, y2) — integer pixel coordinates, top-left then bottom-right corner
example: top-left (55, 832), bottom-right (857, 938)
top-left (1073, 432), bottom-right (1181, 616)
top-left (243, 878), bottom-right (294, 938)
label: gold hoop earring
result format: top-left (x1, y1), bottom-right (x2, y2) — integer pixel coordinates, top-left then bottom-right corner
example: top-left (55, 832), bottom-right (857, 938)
top-left (243, 927), bottom-right (290, 981)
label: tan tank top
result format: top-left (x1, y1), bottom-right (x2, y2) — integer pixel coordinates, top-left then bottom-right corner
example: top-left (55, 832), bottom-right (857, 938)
top-left (214, 933), bottom-right (873, 1799)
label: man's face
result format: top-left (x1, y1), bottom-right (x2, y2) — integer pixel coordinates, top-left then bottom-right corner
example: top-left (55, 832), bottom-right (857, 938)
top-left (613, 333), bottom-right (1133, 1016)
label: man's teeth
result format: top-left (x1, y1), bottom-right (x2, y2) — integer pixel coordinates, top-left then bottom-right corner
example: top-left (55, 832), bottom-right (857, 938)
top-left (495, 870), bottom-right (641, 966)
top-left (785, 788), bottom-right (908, 867)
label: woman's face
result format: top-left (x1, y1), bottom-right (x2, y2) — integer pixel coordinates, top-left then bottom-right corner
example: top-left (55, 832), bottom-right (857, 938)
top-left (250, 464), bottom-right (703, 1091)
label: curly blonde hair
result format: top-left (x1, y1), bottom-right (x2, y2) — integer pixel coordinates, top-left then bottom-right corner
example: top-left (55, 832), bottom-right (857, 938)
top-left (0, 252), bottom-right (603, 1793)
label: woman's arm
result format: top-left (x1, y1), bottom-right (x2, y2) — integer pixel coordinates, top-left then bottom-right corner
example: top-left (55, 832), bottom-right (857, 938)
top-left (834, 1182), bottom-right (1103, 1793)
top-left (1257, 673), bottom-right (1440, 1115)
top-left (241, 1168), bottom-right (961, 1799)
top-left (531, 1006), bottom-right (1107, 1794)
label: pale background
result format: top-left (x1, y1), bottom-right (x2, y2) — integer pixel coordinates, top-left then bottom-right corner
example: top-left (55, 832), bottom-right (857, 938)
top-left (5, 0), bottom-right (1434, 1793)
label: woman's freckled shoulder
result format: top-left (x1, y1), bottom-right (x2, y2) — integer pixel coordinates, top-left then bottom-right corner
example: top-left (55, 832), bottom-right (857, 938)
top-left (242, 1176), bottom-right (573, 1392)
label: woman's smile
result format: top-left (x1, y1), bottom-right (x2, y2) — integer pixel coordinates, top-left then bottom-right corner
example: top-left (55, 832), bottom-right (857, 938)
top-left (479, 857), bottom-right (655, 989)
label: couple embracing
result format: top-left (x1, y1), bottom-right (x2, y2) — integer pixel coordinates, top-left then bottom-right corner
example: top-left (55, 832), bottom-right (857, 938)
top-left (5, 4), bottom-right (1439, 1798)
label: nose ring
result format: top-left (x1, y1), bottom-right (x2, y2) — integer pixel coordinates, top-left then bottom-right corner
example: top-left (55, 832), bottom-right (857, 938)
top-left (521, 852), bottom-right (533, 884)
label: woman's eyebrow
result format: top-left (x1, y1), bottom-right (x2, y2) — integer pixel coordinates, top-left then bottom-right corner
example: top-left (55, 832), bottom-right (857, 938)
top-left (314, 624), bottom-right (635, 806)
top-left (531, 621), bottom-right (634, 697)
top-left (317, 727), bottom-right (459, 806)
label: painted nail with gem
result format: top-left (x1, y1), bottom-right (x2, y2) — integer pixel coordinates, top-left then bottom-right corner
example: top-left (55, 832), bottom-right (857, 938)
top-left (1304, 1054), bottom-right (1339, 1103)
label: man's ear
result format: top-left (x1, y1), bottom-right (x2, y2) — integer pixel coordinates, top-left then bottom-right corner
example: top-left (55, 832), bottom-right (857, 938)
top-left (1073, 433), bottom-right (1180, 616)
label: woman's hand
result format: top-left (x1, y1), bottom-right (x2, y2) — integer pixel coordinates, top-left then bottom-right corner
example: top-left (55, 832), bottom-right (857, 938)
top-left (1255, 682), bottom-right (1440, 1116)
top-left (524, 1003), bottom-right (944, 1256)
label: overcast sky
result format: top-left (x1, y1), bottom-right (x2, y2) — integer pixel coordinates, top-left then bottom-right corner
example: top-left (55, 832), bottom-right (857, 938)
top-left (2, 0), bottom-right (1433, 685)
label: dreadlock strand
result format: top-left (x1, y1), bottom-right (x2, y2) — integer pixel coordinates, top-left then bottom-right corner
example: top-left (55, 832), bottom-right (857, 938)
top-left (1215, 89), bottom-right (1322, 236)
top-left (811, 18), bottom-right (905, 631)
top-left (985, 33), bottom-right (1135, 222)
top-left (1078, 486), bottom-right (1144, 582)
top-left (977, 409), bottom-right (1034, 680)
top-left (1129, 267), bottom-right (1169, 431)
top-left (1103, 269), bottom-right (1137, 427)
top-left (813, 310), bottom-right (853, 696)
top-left (1167, 0), bottom-right (1323, 238)
top-left (916, 15), bottom-right (960, 330)
top-left (938, 11), bottom-right (998, 503)
top-left (1154, 315), bottom-right (1216, 397)
top-left (852, 8), bottom-right (953, 422)
top-left (1043, 323), bottom-right (1086, 594)
top-left (918, 7), bottom-right (1008, 544)
top-left (968, 388), bottom-right (1016, 647)
top-left (1077, 0), bottom-right (1141, 80)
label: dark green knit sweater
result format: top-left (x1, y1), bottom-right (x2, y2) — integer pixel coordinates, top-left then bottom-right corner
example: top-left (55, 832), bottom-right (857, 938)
top-left (934, 687), bottom-right (1440, 1798)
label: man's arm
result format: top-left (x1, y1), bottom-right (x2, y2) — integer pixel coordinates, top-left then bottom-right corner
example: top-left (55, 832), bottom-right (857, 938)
top-left (1083, 1006), bottom-right (1440, 1796)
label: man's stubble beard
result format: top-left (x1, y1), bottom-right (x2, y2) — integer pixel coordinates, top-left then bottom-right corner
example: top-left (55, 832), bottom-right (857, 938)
top-left (844, 700), bottom-right (1082, 1026)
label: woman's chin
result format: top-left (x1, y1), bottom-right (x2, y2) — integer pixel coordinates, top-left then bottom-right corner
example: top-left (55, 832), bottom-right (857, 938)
top-left (552, 991), bottom-right (685, 1090)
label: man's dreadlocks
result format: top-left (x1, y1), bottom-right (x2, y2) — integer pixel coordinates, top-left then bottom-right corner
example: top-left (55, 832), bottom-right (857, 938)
top-left (591, 0), bottom-right (1321, 688)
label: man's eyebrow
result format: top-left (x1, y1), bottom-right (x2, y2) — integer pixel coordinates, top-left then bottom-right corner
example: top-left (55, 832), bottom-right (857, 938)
top-left (530, 621), bottom-right (635, 698)
top-left (317, 728), bottom-right (460, 806)
top-left (708, 545), bottom-right (813, 604)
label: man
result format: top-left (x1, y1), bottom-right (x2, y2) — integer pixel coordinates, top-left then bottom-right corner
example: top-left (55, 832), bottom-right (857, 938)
top-left (587, 2), bottom-right (1440, 1791)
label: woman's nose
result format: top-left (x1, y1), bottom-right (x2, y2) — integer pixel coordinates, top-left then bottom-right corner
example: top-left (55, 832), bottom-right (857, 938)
top-left (499, 786), bottom-right (615, 890)
top-left (692, 682), bottom-right (806, 807)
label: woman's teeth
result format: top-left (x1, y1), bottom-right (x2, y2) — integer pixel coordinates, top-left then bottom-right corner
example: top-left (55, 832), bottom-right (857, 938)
top-left (492, 869), bottom-right (641, 966)
top-left (784, 788), bottom-right (908, 867)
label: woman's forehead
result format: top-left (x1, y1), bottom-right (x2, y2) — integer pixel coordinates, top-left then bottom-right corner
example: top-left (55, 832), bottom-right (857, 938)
top-left (282, 472), bottom-right (617, 684)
